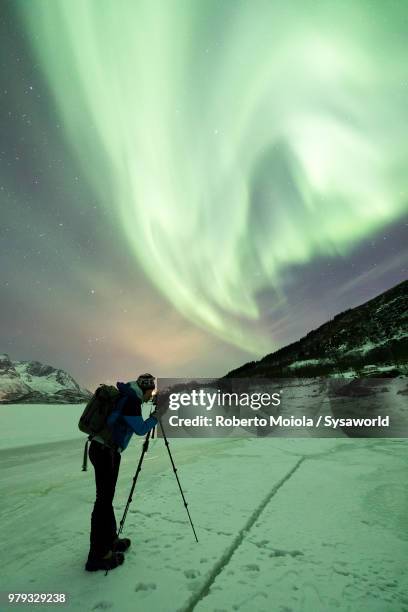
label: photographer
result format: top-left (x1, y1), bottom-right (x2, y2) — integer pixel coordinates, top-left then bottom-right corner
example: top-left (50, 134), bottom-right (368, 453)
top-left (85, 373), bottom-right (162, 572)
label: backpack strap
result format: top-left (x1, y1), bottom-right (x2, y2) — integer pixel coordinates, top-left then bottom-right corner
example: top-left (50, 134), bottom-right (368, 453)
top-left (81, 435), bottom-right (92, 471)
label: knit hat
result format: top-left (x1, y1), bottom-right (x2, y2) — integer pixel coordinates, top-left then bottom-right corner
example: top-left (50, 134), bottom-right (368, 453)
top-left (136, 373), bottom-right (156, 391)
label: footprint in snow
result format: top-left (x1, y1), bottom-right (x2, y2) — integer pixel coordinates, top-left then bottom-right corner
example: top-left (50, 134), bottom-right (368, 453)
top-left (92, 601), bottom-right (113, 610)
top-left (134, 582), bottom-right (157, 592)
top-left (269, 549), bottom-right (303, 558)
top-left (184, 569), bottom-right (200, 579)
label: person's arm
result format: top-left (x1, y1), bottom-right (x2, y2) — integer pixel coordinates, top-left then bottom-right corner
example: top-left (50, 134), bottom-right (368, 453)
top-left (121, 391), bottom-right (158, 436)
top-left (123, 413), bottom-right (157, 436)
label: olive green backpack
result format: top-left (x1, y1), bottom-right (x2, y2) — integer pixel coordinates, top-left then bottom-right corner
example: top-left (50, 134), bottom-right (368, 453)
top-left (78, 384), bottom-right (120, 471)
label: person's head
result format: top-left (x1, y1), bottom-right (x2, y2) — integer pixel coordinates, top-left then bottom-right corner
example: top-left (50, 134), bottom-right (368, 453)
top-left (136, 373), bottom-right (156, 401)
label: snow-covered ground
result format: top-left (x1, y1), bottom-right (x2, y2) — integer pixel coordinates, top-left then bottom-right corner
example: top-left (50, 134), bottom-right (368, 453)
top-left (0, 404), bottom-right (85, 449)
top-left (0, 404), bottom-right (407, 611)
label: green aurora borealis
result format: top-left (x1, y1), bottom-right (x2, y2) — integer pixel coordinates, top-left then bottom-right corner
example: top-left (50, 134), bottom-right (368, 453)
top-left (2, 0), bottom-right (408, 386)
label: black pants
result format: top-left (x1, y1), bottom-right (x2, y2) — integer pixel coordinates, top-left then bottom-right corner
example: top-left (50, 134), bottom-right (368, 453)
top-left (88, 440), bottom-right (121, 560)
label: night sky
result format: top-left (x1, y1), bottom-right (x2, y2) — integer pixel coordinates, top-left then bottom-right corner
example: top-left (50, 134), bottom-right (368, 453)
top-left (1, 0), bottom-right (407, 391)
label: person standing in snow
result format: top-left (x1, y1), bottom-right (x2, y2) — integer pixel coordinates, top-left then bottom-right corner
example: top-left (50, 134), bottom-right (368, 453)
top-left (85, 373), bottom-right (159, 572)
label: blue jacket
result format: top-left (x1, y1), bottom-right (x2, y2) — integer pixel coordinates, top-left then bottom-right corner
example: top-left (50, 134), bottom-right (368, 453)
top-left (107, 381), bottom-right (157, 451)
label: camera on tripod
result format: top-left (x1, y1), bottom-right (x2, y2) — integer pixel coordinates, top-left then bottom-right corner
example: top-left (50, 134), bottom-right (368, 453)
top-left (150, 391), bottom-right (168, 419)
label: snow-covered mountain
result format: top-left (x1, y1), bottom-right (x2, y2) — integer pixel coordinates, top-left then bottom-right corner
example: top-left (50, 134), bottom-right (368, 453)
top-left (225, 280), bottom-right (408, 379)
top-left (0, 354), bottom-right (92, 403)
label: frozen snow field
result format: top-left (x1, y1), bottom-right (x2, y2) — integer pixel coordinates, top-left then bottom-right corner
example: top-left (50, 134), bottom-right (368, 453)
top-left (0, 404), bottom-right (407, 611)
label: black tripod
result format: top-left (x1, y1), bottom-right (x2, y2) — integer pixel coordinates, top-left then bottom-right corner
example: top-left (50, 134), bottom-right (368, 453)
top-left (106, 418), bottom-right (198, 574)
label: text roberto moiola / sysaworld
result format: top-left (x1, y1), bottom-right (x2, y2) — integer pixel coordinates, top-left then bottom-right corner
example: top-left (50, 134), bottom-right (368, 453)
top-left (167, 414), bottom-right (389, 429)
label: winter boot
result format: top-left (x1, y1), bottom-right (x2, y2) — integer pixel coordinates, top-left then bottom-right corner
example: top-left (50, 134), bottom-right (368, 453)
top-left (85, 550), bottom-right (125, 572)
top-left (112, 537), bottom-right (131, 553)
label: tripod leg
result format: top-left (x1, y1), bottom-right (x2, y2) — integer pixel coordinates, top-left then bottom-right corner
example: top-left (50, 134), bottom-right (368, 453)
top-left (158, 419), bottom-right (199, 542)
top-left (117, 430), bottom-right (152, 537)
